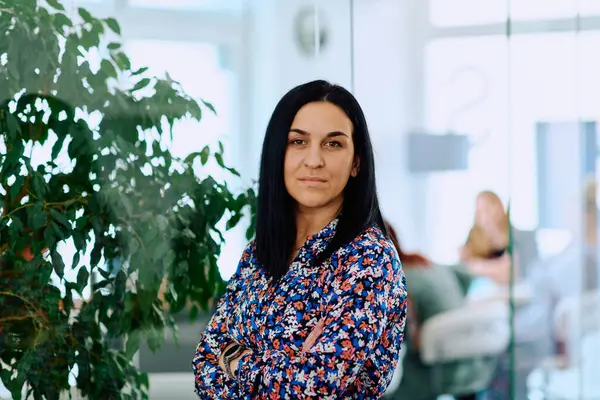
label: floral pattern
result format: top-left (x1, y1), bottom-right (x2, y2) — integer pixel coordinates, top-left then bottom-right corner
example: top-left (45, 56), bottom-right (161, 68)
top-left (192, 218), bottom-right (407, 399)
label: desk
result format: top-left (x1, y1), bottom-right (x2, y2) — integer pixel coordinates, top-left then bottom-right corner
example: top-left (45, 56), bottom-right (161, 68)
top-left (468, 282), bottom-right (533, 307)
top-left (528, 334), bottom-right (600, 400)
top-left (528, 366), bottom-right (600, 400)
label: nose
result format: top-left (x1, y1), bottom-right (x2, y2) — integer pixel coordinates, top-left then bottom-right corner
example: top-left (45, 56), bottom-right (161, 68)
top-left (303, 143), bottom-right (324, 169)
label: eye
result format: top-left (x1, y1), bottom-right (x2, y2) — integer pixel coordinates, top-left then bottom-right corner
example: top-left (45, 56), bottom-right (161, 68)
top-left (289, 138), bottom-right (306, 146)
top-left (325, 141), bottom-right (342, 148)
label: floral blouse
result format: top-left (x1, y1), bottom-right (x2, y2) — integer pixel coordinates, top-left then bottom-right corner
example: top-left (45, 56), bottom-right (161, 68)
top-left (191, 218), bottom-right (407, 399)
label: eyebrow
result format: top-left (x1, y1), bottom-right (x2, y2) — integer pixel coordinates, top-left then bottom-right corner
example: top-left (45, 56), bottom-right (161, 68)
top-left (289, 128), bottom-right (349, 138)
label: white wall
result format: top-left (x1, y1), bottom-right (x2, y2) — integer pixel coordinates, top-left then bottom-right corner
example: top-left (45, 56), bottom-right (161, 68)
top-left (241, 0), bottom-right (353, 179)
top-left (242, 0), bottom-right (428, 250)
top-left (352, 0), bottom-right (427, 250)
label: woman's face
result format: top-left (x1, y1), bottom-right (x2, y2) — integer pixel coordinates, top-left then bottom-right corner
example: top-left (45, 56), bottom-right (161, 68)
top-left (284, 101), bottom-right (358, 212)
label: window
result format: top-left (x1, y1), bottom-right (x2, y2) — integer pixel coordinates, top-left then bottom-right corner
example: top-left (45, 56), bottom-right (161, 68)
top-left (57, 0), bottom-right (109, 9)
top-left (424, 36), bottom-right (509, 262)
top-left (36, 2), bottom-right (246, 299)
top-left (581, 0), bottom-right (600, 16)
top-left (430, 0), bottom-right (600, 27)
top-left (424, 0), bottom-right (600, 263)
top-left (424, 32), bottom-right (587, 262)
top-left (125, 40), bottom-right (235, 177)
top-left (126, 39), bottom-right (244, 280)
top-left (579, 32), bottom-right (600, 121)
top-left (509, 0), bottom-right (577, 21)
top-left (429, 0), bottom-right (507, 27)
top-left (128, 0), bottom-right (244, 13)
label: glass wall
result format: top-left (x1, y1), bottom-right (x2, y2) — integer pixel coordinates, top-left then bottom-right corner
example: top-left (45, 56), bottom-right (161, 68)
top-left (417, 0), bottom-right (600, 399)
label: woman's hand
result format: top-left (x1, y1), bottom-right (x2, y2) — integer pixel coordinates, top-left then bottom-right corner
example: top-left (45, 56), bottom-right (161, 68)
top-left (302, 319), bottom-right (325, 353)
top-left (218, 343), bottom-right (251, 378)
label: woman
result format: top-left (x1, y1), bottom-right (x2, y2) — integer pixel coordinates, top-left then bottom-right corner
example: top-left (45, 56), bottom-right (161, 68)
top-left (461, 191), bottom-right (509, 262)
top-left (385, 222), bottom-right (501, 400)
top-left (192, 80), bottom-right (408, 399)
top-left (461, 190), bottom-right (539, 287)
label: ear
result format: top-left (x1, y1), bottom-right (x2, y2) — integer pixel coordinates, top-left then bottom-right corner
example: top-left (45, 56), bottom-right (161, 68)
top-left (350, 156), bottom-right (360, 177)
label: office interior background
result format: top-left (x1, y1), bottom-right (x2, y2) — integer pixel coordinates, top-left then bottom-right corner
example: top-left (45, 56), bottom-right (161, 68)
top-left (2, 0), bottom-right (600, 399)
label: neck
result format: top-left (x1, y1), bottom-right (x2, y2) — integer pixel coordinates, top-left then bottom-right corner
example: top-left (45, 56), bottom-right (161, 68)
top-left (295, 198), bottom-right (342, 245)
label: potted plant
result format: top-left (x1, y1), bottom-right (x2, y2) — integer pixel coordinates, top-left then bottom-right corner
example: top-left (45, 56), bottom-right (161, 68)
top-left (0, 0), bottom-right (256, 398)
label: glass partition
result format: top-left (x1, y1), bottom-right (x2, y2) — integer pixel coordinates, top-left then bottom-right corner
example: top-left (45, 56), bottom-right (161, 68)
top-left (367, 0), bottom-right (600, 399)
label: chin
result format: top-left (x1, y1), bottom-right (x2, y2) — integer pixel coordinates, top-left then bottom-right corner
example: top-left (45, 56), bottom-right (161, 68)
top-left (292, 193), bottom-right (334, 210)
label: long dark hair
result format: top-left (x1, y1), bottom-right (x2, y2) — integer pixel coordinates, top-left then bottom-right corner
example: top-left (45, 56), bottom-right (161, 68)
top-left (255, 80), bottom-right (387, 280)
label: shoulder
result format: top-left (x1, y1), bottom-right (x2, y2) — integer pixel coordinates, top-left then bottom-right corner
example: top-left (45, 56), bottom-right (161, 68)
top-left (332, 225), bottom-right (407, 312)
top-left (337, 224), bottom-right (403, 282)
top-left (342, 224), bottom-right (399, 262)
top-left (241, 240), bottom-right (256, 260)
top-left (231, 240), bottom-right (259, 280)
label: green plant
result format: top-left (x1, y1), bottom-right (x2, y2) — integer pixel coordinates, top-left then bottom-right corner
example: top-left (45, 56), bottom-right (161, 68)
top-left (0, 0), bottom-right (256, 399)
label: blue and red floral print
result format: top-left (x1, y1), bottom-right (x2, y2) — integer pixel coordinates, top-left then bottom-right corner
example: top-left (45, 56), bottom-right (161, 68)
top-left (192, 218), bottom-right (407, 399)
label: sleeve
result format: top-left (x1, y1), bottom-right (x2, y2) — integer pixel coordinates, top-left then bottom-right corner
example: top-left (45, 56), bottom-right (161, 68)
top-left (234, 246), bottom-right (406, 399)
top-left (191, 242), bottom-right (253, 399)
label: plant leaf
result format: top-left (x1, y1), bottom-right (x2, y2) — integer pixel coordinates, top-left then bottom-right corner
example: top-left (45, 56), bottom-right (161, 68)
top-left (72, 252), bottom-right (81, 268)
top-left (51, 249), bottom-right (65, 279)
top-left (47, 0), bottom-right (66, 11)
top-left (131, 67), bottom-right (148, 76)
top-left (132, 78), bottom-right (151, 92)
top-left (49, 208), bottom-right (70, 230)
top-left (104, 17), bottom-right (121, 35)
top-left (101, 59), bottom-right (118, 79)
top-left (5, 113), bottom-right (21, 137)
top-left (53, 13), bottom-right (73, 32)
top-left (201, 99), bottom-right (216, 114)
top-left (200, 146), bottom-right (210, 165)
top-left (125, 330), bottom-right (141, 360)
top-left (76, 266), bottom-right (89, 292)
top-left (78, 7), bottom-right (93, 23)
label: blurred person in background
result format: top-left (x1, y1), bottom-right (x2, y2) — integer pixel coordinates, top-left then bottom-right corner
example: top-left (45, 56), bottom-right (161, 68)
top-left (489, 178), bottom-right (600, 400)
top-left (385, 222), bottom-right (509, 400)
top-left (482, 182), bottom-right (598, 399)
top-left (461, 190), bottom-right (538, 274)
top-left (461, 190), bottom-right (539, 299)
top-left (191, 80), bottom-right (407, 399)
top-left (461, 191), bottom-right (510, 262)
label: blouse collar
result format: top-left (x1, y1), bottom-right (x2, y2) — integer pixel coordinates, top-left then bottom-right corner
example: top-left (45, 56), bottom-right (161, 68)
top-left (310, 217), bottom-right (338, 242)
top-left (296, 217), bottom-right (339, 263)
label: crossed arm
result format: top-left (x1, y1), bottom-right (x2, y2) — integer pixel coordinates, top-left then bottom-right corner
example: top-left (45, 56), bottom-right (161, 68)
top-left (192, 247), bottom-right (406, 399)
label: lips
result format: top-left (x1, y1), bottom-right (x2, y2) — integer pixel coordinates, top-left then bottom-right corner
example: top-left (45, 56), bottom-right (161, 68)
top-left (298, 177), bottom-right (327, 183)
top-left (299, 176), bottom-right (327, 183)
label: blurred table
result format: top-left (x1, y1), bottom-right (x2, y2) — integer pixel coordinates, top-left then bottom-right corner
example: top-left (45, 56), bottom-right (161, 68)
top-left (528, 366), bottom-right (600, 400)
top-left (468, 281), bottom-right (533, 307)
top-left (528, 333), bottom-right (600, 400)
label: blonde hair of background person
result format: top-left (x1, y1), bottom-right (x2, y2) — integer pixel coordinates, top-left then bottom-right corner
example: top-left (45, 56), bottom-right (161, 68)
top-left (461, 190), bottom-right (510, 261)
